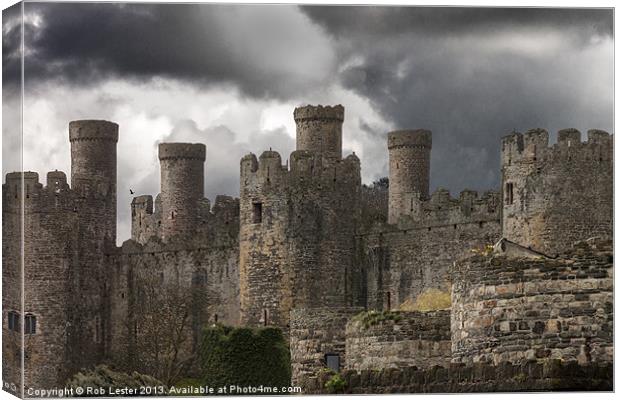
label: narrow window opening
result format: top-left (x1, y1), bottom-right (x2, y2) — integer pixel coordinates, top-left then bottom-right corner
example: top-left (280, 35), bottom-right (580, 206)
top-left (453, 224), bottom-right (457, 229)
top-left (252, 202), bottom-right (263, 224)
top-left (479, 221), bottom-right (484, 228)
top-left (25, 314), bottom-right (36, 334)
top-left (386, 292), bottom-right (391, 310)
top-left (214, 314), bottom-right (218, 323)
top-left (171, 211), bottom-right (175, 220)
top-left (262, 308), bottom-right (269, 326)
top-left (8, 311), bottom-right (20, 332)
top-left (505, 183), bottom-right (514, 205)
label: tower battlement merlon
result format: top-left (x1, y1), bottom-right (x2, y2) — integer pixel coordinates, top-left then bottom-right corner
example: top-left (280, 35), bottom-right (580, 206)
top-left (158, 142), bottom-right (206, 161)
top-left (69, 120), bottom-right (119, 142)
top-left (131, 195), bottom-right (154, 214)
top-left (294, 104), bottom-right (344, 159)
top-left (387, 129), bottom-right (432, 149)
top-left (587, 128), bottom-right (612, 144)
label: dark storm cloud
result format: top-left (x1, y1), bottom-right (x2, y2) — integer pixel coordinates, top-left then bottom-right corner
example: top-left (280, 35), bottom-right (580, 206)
top-left (5, 3), bottom-right (336, 99)
top-left (301, 6), bottom-right (612, 39)
top-left (300, 6), bottom-right (613, 194)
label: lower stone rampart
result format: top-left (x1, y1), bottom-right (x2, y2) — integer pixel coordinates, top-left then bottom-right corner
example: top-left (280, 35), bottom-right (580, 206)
top-left (451, 238), bottom-right (613, 365)
top-left (289, 307), bottom-right (364, 387)
top-left (345, 310), bottom-right (451, 371)
top-left (300, 360), bottom-right (612, 394)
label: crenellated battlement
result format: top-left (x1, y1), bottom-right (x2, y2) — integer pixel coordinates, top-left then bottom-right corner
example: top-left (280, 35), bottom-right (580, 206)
top-left (387, 129), bottom-right (432, 149)
top-left (69, 120), bottom-right (119, 142)
top-left (158, 142), bottom-right (206, 161)
top-left (240, 148), bottom-right (361, 190)
top-left (396, 188), bottom-right (500, 229)
top-left (501, 128), bottom-right (613, 167)
top-left (293, 104), bottom-right (344, 122)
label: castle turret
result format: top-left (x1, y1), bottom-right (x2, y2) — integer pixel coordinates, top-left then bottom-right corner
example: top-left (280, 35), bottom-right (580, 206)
top-left (67, 120), bottom-right (118, 375)
top-left (158, 143), bottom-right (206, 240)
top-left (387, 129), bottom-right (432, 224)
top-left (294, 104), bottom-right (344, 159)
top-left (70, 120), bottom-right (119, 245)
top-left (501, 128), bottom-right (613, 255)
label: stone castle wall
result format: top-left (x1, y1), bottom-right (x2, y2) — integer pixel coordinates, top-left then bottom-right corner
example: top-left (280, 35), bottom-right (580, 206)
top-left (345, 310), bottom-right (451, 371)
top-left (107, 235), bottom-right (239, 378)
top-left (289, 307), bottom-right (363, 387)
top-left (501, 128), bottom-right (613, 255)
top-left (451, 238), bottom-right (613, 366)
top-left (303, 360), bottom-right (612, 394)
top-left (359, 191), bottom-right (501, 311)
top-left (2, 171), bottom-right (80, 390)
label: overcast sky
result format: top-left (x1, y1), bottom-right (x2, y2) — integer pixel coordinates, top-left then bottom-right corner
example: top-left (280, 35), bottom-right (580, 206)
top-left (2, 3), bottom-right (613, 244)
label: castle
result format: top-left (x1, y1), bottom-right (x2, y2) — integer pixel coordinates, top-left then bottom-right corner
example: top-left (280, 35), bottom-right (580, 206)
top-left (2, 105), bottom-right (613, 394)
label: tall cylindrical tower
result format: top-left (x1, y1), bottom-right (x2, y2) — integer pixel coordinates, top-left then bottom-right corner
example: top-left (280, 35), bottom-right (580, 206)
top-left (387, 129), bottom-right (432, 224)
top-left (70, 120), bottom-right (119, 243)
top-left (68, 119), bottom-right (118, 374)
top-left (158, 142), bottom-right (206, 240)
top-left (294, 104), bottom-right (344, 159)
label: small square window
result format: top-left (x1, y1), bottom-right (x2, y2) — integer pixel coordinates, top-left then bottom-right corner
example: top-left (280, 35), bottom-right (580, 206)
top-left (325, 353), bottom-right (340, 372)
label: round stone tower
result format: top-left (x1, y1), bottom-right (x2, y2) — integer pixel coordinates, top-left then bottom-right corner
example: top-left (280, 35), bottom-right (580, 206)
top-left (70, 120), bottom-right (119, 243)
top-left (68, 119), bottom-right (118, 375)
top-left (387, 129), bottom-right (432, 224)
top-left (294, 104), bottom-right (344, 159)
top-left (158, 142), bottom-right (206, 240)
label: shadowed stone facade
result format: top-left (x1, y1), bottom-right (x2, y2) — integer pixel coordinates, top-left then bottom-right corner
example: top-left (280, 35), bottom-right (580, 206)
top-left (2, 105), bottom-right (613, 394)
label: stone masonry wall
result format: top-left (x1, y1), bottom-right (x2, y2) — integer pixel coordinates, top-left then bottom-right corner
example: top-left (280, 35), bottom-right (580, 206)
top-left (451, 238), bottom-right (613, 366)
top-left (3, 171), bottom-right (80, 390)
top-left (302, 360), bottom-right (612, 394)
top-left (239, 106), bottom-right (362, 331)
top-left (289, 307), bottom-right (363, 387)
top-left (359, 208), bottom-right (500, 311)
top-left (501, 128), bottom-right (613, 255)
top-left (345, 310), bottom-right (451, 371)
top-left (107, 234), bottom-right (239, 380)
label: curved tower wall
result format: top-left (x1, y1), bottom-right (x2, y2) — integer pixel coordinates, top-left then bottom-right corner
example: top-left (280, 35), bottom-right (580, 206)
top-left (294, 105), bottom-right (344, 159)
top-left (158, 143), bottom-right (206, 240)
top-left (387, 129), bottom-right (432, 224)
top-left (68, 120), bottom-right (118, 373)
top-left (451, 239), bottom-right (613, 366)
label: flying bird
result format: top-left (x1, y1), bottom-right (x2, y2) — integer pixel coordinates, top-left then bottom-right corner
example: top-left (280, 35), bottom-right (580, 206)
top-left (129, 189), bottom-right (135, 195)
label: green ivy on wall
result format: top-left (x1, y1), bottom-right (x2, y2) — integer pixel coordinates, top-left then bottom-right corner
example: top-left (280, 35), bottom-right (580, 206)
top-left (200, 325), bottom-right (291, 389)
